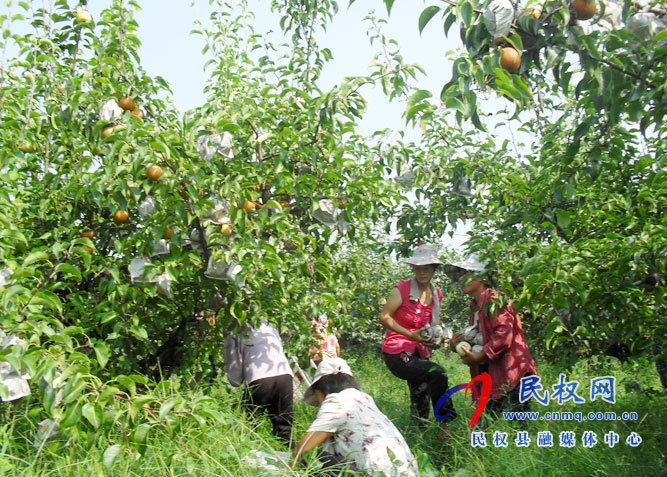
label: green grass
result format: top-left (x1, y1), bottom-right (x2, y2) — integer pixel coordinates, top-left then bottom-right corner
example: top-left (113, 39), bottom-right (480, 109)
top-left (0, 345), bottom-right (664, 476)
top-left (350, 345), bottom-right (666, 477)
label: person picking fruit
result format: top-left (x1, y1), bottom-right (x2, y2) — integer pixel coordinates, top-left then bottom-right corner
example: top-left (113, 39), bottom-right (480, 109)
top-left (223, 317), bottom-right (294, 447)
top-left (379, 243), bottom-right (457, 439)
top-left (292, 358), bottom-right (420, 476)
top-left (446, 256), bottom-right (538, 417)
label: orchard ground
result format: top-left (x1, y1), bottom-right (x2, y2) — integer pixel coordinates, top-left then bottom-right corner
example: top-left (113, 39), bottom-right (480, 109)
top-left (1, 341), bottom-right (664, 476)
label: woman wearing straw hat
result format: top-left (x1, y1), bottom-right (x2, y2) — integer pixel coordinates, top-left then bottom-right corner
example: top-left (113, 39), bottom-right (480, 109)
top-left (292, 358), bottom-right (419, 476)
top-left (379, 243), bottom-right (457, 438)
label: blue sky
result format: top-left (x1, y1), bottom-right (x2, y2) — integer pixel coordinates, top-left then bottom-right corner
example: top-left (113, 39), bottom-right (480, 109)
top-left (122, 1), bottom-right (461, 141)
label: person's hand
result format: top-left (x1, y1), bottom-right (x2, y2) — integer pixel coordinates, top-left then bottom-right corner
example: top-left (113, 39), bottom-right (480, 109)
top-left (461, 349), bottom-right (486, 366)
top-left (410, 327), bottom-right (432, 344)
top-left (449, 332), bottom-right (463, 352)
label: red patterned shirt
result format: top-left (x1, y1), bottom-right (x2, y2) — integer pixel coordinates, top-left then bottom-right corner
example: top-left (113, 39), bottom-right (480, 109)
top-left (470, 287), bottom-right (538, 399)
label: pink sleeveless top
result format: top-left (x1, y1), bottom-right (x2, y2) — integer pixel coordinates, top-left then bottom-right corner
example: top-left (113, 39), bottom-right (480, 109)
top-left (381, 280), bottom-right (443, 359)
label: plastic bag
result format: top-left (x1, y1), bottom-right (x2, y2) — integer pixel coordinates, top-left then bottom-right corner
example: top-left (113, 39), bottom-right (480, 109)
top-left (202, 198), bottom-right (231, 225)
top-left (627, 12), bottom-right (666, 44)
top-left (197, 132), bottom-right (234, 161)
top-left (337, 215), bottom-right (350, 235)
top-left (599, 0), bottom-right (622, 29)
top-left (312, 199), bottom-right (337, 227)
top-left (186, 228), bottom-right (207, 252)
top-left (129, 257), bottom-right (152, 283)
top-left (395, 169), bottom-right (417, 188)
top-left (204, 257), bottom-right (243, 283)
top-left (420, 323), bottom-right (453, 348)
top-left (155, 272), bottom-right (173, 298)
top-left (0, 266), bottom-right (14, 287)
top-left (150, 239), bottom-right (170, 257)
top-left (138, 195), bottom-right (156, 219)
top-left (99, 99), bottom-right (123, 122)
top-left (33, 419), bottom-right (59, 448)
top-left (0, 331), bottom-right (30, 402)
top-left (242, 450), bottom-right (291, 472)
top-left (483, 0), bottom-right (515, 41)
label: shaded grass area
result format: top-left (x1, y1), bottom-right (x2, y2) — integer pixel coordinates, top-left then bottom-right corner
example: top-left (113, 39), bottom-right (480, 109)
top-left (0, 344), bottom-right (664, 476)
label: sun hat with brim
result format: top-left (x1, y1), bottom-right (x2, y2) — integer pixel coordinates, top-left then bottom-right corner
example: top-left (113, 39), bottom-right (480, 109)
top-left (444, 255), bottom-right (488, 278)
top-left (404, 244), bottom-right (444, 266)
top-left (304, 357), bottom-right (353, 406)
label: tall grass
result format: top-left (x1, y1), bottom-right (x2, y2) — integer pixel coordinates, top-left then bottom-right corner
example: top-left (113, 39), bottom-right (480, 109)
top-left (351, 345), bottom-right (665, 477)
top-left (0, 344), bottom-right (664, 476)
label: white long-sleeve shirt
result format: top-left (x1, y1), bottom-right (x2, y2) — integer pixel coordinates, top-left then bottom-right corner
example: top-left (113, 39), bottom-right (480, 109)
top-left (223, 318), bottom-right (293, 385)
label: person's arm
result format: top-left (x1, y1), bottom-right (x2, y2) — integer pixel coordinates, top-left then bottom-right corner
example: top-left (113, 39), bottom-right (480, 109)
top-left (481, 305), bottom-right (514, 359)
top-left (461, 347), bottom-right (488, 365)
top-left (379, 287), bottom-right (430, 344)
top-left (291, 431), bottom-right (334, 462)
top-left (462, 305), bottom-right (513, 365)
top-left (222, 334), bottom-right (244, 386)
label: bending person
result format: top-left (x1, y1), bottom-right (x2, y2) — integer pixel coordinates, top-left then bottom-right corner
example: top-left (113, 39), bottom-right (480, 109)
top-left (292, 358), bottom-right (420, 476)
top-left (223, 316), bottom-right (294, 446)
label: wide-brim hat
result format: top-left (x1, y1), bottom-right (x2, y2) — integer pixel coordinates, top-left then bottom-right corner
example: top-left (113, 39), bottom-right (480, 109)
top-left (404, 244), bottom-right (444, 266)
top-left (304, 358), bottom-right (353, 406)
top-left (444, 255), bottom-right (488, 278)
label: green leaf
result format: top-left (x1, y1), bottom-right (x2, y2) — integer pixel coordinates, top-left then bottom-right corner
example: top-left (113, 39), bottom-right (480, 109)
top-left (22, 251), bottom-right (50, 267)
top-left (130, 325), bottom-right (148, 340)
top-left (60, 401), bottom-right (83, 428)
top-left (443, 12), bottom-right (457, 37)
top-left (98, 386), bottom-right (122, 406)
top-left (524, 274), bottom-right (542, 294)
top-left (103, 444), bottom-right (121, 469)
top-left (159, 397), bottom-right (177, 421)
top-left (653, 30), bottom-right (667, 46)
top-left (445, 97), bottom-right (466, 115)
top-left (55, 263), bottom-right (82, 281)
top-left (130, 395), bottom-right (156, 422)
top-left (118, 375), bottom-right (136, 396)
top-left (556, 210), bottom-right (571, 230)
top-left (82, 402), bottom-right (103, 429)
top-left (28, 290), bottom-right (62, 313)
top-left (131, 423), bottom-right (150, 455)
top-left (407, 89), bottom-right (432, 108)
top-left (94, 342), bottom-right (110, 368)
top-left (383, 0), bottom-right (395, 15)
top-left (418, 6), bottom-right (441, 35)
top-left (459, 1), bottom-right (473, 28)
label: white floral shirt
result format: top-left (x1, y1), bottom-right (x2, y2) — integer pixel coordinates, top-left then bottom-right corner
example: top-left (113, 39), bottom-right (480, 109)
top-left (307, 388), bottom-right (420, 476)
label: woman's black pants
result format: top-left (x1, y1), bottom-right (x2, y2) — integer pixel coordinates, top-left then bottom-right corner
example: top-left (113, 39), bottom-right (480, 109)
top-left (383, 350), bottom-right (457, 424)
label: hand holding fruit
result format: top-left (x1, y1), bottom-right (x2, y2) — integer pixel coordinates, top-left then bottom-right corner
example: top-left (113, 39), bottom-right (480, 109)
top-left (455, 341), bottom-right (471, 356)
top-left (410, 327), bottom-right (432, 344)
top-left (461, 348), bottom-right (487, 366)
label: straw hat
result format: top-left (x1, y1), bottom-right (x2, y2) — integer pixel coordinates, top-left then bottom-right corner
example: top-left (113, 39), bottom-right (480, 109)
top-left (404, 244), bottom-right (444, 266)
top-left (444, 255), bottom-right (488, 278)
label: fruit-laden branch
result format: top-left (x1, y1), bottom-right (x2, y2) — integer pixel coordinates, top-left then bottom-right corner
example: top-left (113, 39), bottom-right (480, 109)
top-left (436, 0), bottom-right (653, 87)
